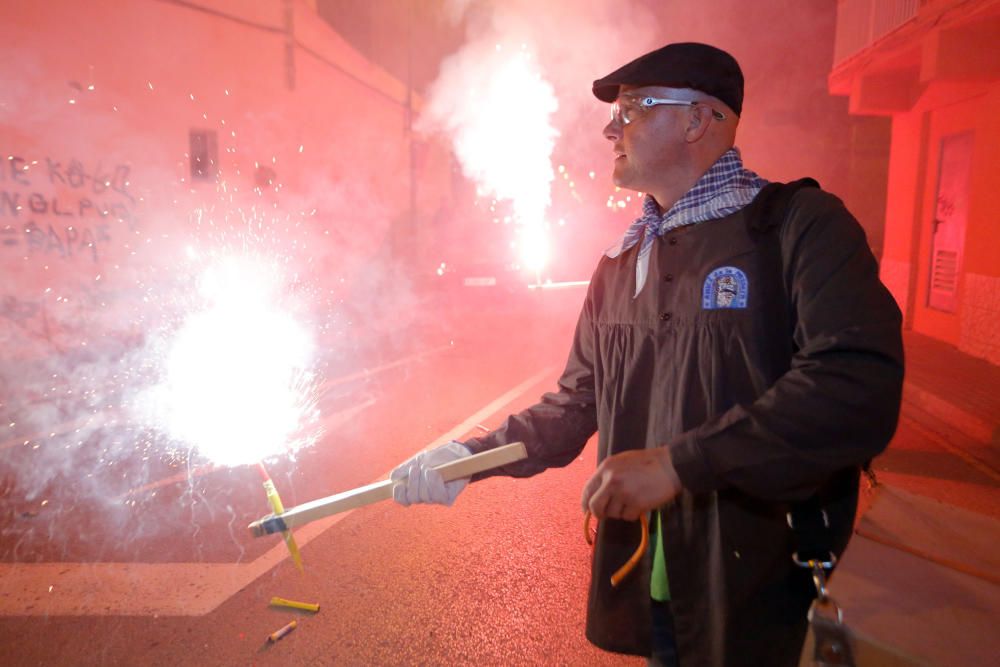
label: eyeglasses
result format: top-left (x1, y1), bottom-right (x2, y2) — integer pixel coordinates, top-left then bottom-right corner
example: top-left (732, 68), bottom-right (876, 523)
top-left (610, 95), bottom-right (727, 125)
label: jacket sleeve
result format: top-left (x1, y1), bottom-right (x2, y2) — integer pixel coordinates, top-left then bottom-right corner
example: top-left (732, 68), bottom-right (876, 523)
top-left (462, 295), bottom-right (600, 480)
top-left (670, 188), bottom-right (904, 501)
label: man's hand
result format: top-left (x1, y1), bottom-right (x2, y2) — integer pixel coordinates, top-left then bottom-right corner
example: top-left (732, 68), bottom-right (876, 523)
top-left (390, 441), bottom-right (472, 507)
top-left (581, 446), bottom-right (682, 520)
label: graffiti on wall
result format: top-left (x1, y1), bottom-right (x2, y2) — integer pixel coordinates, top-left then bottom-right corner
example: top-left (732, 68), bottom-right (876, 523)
top-left (0, 155), bottom-right (138, 262)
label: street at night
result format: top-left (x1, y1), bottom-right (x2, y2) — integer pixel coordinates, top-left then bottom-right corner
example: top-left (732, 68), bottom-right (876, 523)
top-left (2, 288), bottom-right (998, 664)
top-left (0, 291), bottom-right (649, 664)
top-left (3, 1), bottom-right (1000, 665)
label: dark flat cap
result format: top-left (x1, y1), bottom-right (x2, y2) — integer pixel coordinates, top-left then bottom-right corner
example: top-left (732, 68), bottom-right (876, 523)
top-left (593, 42), bottom-right (743, 116)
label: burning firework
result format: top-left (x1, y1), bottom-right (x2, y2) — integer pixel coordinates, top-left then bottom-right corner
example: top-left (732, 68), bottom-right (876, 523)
top-left (136, 252), bottom-right (320, 468)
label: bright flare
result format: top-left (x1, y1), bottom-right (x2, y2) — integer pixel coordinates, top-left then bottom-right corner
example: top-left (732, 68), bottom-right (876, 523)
top-left (518, 225), bottom-right (550, 275)
top-left (150, 255), bottom-right (317, 466)
top-left (421, 42), bottom-right (557, 273)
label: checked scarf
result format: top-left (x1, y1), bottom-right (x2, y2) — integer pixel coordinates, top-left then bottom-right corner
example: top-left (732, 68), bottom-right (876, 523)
top-left (605, 147), bottom-right (768, 297)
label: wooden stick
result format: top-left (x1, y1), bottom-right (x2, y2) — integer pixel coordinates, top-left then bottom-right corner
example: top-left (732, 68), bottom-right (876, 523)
top-left (248, 442), bottom-right (527, 537)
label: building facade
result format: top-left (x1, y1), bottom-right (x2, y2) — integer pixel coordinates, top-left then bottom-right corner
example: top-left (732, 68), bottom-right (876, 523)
top-left (0, 0), bottom-right (454, 375)
top-left (830, 0), bottom-right (1000, 365)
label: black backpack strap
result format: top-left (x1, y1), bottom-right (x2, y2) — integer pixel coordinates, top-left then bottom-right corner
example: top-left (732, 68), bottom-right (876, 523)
top-left (743, 177), bottom-right (851, 573)
top-left (741, 177), bottom-right (821, 344)
top-left (744, 177), bottom-right (820, 236)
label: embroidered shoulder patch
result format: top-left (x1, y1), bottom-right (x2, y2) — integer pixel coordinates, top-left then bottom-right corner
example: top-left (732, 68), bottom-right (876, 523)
top-left (702, 266), bottom-right (749, 309)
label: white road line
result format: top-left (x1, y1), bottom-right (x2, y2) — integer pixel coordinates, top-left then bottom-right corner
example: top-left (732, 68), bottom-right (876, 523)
top-left (0, 365), bottom-right (555, 617)
top-left (527, 280), bottom-right (591, 290)
top-left (422, 366), bottom-right (554, 451)
top-left (319, 343), bottom-right (454, 390)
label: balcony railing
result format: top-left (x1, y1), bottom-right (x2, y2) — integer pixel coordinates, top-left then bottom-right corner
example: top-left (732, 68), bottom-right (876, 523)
top-left (833, 0), bottom-right (920, 66)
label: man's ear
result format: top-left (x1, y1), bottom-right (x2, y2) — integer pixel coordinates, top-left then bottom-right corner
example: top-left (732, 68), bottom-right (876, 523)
top-left (684, 105), bottom-right (714, 143)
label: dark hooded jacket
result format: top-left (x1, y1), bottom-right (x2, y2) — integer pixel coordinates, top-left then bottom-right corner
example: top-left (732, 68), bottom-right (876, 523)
top-left (463, 181), bottom-right (904, 667)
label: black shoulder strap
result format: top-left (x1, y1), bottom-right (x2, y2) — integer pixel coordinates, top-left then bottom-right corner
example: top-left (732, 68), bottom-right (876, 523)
top-left (743, 178), bottom-right (851, 566)
top-left (744, 177), bottom-right (820, 236)
top-left (742, 177), bottom-right (821, 342)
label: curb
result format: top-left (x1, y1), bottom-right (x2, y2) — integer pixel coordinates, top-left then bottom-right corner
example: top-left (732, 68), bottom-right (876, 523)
top-left (902, 381), bottom-right (997, 445)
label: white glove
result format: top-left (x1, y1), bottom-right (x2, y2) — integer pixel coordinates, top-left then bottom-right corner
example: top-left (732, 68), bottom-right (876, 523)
top-left (390, 441), bottom-right (472, 507)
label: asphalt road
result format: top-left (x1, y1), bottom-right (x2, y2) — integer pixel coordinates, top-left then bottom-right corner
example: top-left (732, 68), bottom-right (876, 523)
top-left (2, 284), bottom-right (996, 665)
top-left (1, 286), bottom-right (645, 665)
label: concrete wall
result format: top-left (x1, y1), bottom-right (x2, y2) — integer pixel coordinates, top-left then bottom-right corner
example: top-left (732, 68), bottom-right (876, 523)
top-left (0, 0), bottom-right (454, 394)
top-left (881, 79), bottom-right (1000, 364)
top-left (958, 85), bottom-right (1000, 365)
top-left (832, 1), bottom-right (1000, 366)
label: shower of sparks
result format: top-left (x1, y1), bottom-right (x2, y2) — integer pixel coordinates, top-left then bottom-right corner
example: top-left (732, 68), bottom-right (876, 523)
top-left (139, 253), bottom-right (320, 467)
top-left (421, 42), bottom-right (558, 276)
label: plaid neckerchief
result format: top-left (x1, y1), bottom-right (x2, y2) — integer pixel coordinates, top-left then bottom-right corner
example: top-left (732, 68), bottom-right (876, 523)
top-left (605, 147), bottom-right (768, 297)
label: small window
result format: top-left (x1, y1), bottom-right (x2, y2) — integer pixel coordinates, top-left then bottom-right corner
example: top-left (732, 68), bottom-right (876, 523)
top-left (189, 129), bottom-right (218, 181)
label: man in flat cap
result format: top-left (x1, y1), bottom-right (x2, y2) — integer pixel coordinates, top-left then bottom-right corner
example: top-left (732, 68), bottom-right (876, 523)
top-left (393, 42), bottom-right (903, 666)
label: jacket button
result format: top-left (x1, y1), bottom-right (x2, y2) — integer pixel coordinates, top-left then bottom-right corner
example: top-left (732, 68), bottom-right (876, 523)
top-left (660, 312), bottom-right (672, 321)
top-left (664, 273), bottom-right (673, 282)
top-left (668, 237), bottom-right (678, 245)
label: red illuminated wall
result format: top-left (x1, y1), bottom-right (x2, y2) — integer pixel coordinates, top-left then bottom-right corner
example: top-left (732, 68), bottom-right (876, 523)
top-left (0, 0), bottom-right (453, 376)
top-left (830, 0), bottom-right (1000, 365)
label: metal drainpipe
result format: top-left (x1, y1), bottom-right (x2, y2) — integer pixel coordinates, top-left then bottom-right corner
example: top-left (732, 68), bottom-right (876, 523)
top-left (283, 0), bottom-right (295, 91)
top-left (405, 2), bottom-right (417, 272)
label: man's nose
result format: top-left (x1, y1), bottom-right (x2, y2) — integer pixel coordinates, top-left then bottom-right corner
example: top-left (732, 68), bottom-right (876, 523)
top-left (603, 118), bottom-right (622, 142)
